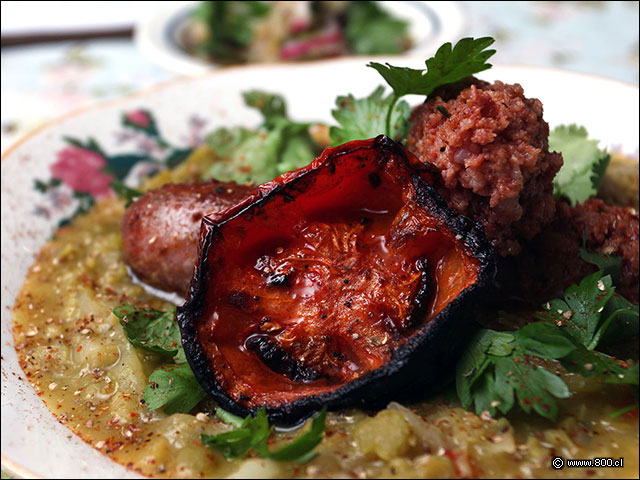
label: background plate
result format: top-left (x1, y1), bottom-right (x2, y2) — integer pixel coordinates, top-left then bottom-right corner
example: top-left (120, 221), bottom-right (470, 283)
top-left (135, 1), bottom-right (465, 75)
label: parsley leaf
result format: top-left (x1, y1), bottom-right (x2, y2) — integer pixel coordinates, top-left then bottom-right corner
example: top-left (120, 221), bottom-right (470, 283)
top-left (263, 408), bottom-right (326, 463)
top-left (242, 90), bottom-right (287, 127)
top-left (110, 180), bottom-right (142, 207)
top-left (215, 407), bottom-right (245, 428)
top-left (538, 272), bottom-right (615, 350)
top-left (579, 246), bottom-right (622, 284)
top-left (457, 327), bottom-right (571, 420)
top-left (329, 86), bottom-right (411, 145)
top-left (143, 363), bottom-right (206, 414)
top-left (560, 343), bottom-right (639, 385)
top-left (457, 270), bottom-right (639, 421)
top-left (114, 304), bottom-right (204, 413)
top-left (204, 90), bottom-right (320, 184)
top-left (367, 37), bottom-right (495, 135)
top-left (549, 124), bottom-right (611, 205)
top-left (203, 407), bottom-right (326, 463)
top-left (596, 294), bottom-right (639, 346)
top-left (203, 407), bottom-right (272, 460)
top-left (113, 305), bottom-right (182, 360)
top-left (369, 37), bottom-right (495, 98)
top-left (344, 1), bottom-right (409, 55)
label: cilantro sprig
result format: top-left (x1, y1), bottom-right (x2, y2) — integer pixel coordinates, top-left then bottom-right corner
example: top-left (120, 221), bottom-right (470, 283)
top-left (367, 37), bottom-right (495, 137)
top-left (330, 86), bottom-right (411, 146)
top-left (457, 270), bottom-right (639, 421)
top-left (202, 407), bottom-right (326, 463)
top-left (204, 90), bottom-right (320, 184)
top-left (549, 124), bottom-right (611, 205)
top-left (113, 305), bottom-right (204, 413)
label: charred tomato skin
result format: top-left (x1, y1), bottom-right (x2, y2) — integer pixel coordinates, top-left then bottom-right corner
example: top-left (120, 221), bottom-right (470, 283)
top-left (178, 136), bottom-right (496, 425)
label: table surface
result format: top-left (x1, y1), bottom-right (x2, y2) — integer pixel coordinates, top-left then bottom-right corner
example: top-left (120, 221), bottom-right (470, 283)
top-left (1, 1), bottom-right (638, 155)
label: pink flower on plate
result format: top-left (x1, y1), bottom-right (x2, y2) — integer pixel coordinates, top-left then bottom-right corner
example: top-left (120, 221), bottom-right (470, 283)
top-left (125, 109), bottom-right (152, 129)
top-left (50, 147), bottom-right (113, 198)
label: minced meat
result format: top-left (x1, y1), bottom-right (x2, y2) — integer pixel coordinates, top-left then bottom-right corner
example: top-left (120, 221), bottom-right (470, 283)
top-left (407, 79), bottom-right (563, 256)
top-left (511, 198), bottom-right (639, 304)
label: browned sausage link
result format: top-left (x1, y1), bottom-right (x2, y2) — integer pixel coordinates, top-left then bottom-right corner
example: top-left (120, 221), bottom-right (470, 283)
top-left (122, 180), bottom-right (255, 295)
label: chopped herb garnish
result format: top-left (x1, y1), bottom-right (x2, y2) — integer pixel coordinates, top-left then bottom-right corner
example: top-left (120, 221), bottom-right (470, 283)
top-left (436, 106), bottom-right (451, 118)
top-left (202, 407), bottom-right (326, 463)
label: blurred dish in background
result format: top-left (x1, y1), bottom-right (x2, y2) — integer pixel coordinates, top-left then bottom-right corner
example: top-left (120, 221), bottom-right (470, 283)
top-left (135, 1), bottom-right (464, 75)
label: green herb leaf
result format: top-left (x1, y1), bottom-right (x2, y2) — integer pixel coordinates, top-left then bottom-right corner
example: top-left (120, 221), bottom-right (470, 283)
top-left (194, 1), bottom-right (270, 61)
top-left (367, 36), bottom-right (495, 136)
top-left (344, 1), bottom-right (409, 55)
top-left (369, 37), bottom-right (495, 98)
top-left (560, 343), bottom-right (639, 385)
top-left (203, 408), bottom-right (272, 459)
top-left (110, 180), bottom-right (143, 207)
top-left (610, 403), bottom-right (639, 418)
top-left (216, 408), bottom-right (246, 428)
top-left (493, 354), bottom-right (570, 419)
top-left (538, 272), bottom-right (614, 350)
top-left (143, 363), bottom-right (206, 414)
top-left (456, 327), bottom-right (571, 420)
top-left (243, 90), bottom-right (287, 127)
top-left (456, 329), bottom-right (499, 408)
top-left (550, 124), bottom-right (611, 205)
top-left (202, 407), bottom-right (326, 463)
top-left (204, 91), bottom-right (320, 184)
top-left (113, 305), bottom-right (183, 360)
top-left (514, 322), bottom-right (576, 359)
top-left (458, 267), bottom-right (638, 421)
top-left (265, 407), bottom-right (326, 463)
top-left (596, 294), bottom-right (639, 346)
top-left (329, 86), bottom-right (410, 145)
top-left (579, 247), bottom-right (622, 283)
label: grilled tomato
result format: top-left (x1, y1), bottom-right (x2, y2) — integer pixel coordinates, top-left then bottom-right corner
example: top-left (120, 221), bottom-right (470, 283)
top-left (178, 136), bottom-right (496, 423)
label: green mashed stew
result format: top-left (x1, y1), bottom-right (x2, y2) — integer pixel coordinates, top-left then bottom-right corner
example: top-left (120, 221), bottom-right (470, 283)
top-left (11, 38), bottom-right (640, 478)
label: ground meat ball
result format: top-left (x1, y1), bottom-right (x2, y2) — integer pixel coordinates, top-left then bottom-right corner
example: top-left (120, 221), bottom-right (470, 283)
top-left (512, 198), bottom-right (639, 304)
top-left (407, 79), bottom-right (563, 256)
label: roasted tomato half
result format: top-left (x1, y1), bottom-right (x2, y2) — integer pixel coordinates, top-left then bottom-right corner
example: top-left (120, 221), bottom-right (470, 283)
top-left (178, 136), bottom-right (495, 423)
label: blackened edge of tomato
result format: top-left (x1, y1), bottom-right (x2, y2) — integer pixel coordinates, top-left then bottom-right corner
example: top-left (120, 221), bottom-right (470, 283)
top-left (177, 135), bottom-right (497, 425)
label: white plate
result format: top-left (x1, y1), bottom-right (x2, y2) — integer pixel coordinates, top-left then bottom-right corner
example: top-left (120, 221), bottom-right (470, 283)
top-left (135, 1), bottom-right (465, 75)
top-left (1, 59), bottom-right (638, 478)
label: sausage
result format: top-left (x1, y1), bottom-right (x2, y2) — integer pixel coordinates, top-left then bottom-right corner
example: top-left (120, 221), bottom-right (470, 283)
top-left (122, 180), bottom-right (254, 295)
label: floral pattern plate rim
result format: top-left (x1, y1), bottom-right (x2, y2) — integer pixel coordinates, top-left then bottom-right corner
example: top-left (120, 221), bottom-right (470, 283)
top-left (1, 58), bottom-right (638, 479)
